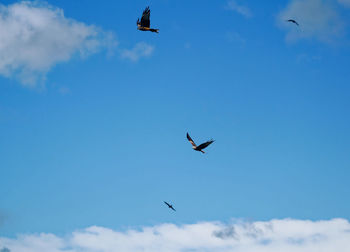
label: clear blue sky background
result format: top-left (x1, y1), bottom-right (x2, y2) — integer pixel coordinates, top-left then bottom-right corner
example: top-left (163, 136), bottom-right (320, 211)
top-left (1, 0), bottom-right (350, 237)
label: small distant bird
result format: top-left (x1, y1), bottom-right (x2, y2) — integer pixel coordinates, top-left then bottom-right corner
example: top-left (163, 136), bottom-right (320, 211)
top-left (137, 6), bottom-right (159, 33)
top-left (186, 132), bottom-right (214, 154)
top-left (286, 19), bottom-right (299, 26)
top-left (164, 201), bottom-right (176, 211)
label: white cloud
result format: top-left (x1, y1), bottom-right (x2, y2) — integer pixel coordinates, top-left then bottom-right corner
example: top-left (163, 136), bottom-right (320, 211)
top-left (1, 218), bottom-right (350, 252)
top-left (121, 42), bottom-right (154, 62)
top-left (277, 0), bottom-right (345, 43)
top-left (226, 0), bottom-right (253, 18)
top-left (0, 1), bottom-right (117, 87)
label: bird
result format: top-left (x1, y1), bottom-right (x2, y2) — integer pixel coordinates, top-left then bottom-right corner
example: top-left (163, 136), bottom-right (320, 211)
top-left (137, 6), bottom-right (159, 33)
top-left (186, 132), bottom-right (214, 154)
top-left (286, 19), bottom-right (299, 26)
top-left (164, 201), bottom-right (176, 211)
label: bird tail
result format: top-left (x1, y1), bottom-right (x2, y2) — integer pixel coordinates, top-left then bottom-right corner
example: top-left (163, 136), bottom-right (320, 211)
top-left (200, 150), bottom-right (205, 154)
top-left (150, 28), bottom-right (159, 33)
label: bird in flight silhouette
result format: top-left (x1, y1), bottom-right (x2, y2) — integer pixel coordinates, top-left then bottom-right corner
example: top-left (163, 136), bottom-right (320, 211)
top-left (137, 6), bottom-right (159, 33)
top-left (187, 133), bottom-right (214, 154)
top-left (164, 201), bottom-right (176, 211)
top-left (286, 19), bottom-right (299, 26)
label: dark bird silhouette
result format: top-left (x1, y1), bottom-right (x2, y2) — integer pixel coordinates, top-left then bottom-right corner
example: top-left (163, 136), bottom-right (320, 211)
top-left (137, 6), bottom-right (159, 33)
top-left (186, 133), bottom-right (214, 154)
top-left (164, 201), bottom-right (176, 211)
top-left (286, 19), bottom-right (299, 26)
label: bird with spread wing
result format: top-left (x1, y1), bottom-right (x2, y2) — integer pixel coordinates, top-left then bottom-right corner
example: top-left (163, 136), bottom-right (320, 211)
top-left (286, 19), bottom-right (299, 26)
top-left (186, 133), bottom-right (214, 154)
top-left (137, 6), bottom-right (159, 33)
top-left (164, 201), bottom-right (176, 211)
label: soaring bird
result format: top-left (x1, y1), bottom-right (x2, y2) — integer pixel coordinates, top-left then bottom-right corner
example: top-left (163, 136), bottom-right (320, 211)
top-left (137, 6), bottom-right (159, 33)
top-left (286, 19), bottom-right (299, 26)
top-left (186, 133), bottom-right (214, 154)
top-left (164, 201), bottom-right (176, 211)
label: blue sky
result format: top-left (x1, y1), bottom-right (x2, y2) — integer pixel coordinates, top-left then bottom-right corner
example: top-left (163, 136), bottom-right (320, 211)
top-left (1, 0), bottom-right (350, 250)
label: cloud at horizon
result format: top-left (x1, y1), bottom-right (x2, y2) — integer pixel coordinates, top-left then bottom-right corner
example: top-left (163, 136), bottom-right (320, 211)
top-left (1, 218), bottom-right (349, 252)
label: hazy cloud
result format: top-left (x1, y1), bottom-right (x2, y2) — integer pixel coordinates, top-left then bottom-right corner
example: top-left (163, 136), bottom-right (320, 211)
top-left (277, 0), bottom-right (345, 43)
top-left (0, 212), bottom-right (7, 227)
top-left (1, 218), bottom-right (350, 252)
top-left (58, 86), bottom-right (71, 95)
top-left (0, 1), bottom-right (117, 87)
top-left (226, 31), bottom-right (246, 46)
top-left (296, 53), bottom-right (322, 63)
top-left (184, 42), bottom-right (191, 49)
top-left (338, 0), bottom-right (350, 7)
top-left (226, 0), bottom-right (253, 18)
top-left (121, 42), bottom-right (154, 62)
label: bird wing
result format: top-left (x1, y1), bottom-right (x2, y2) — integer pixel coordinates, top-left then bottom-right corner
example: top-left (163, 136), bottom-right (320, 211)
top-left (197, 140), bottom-right (214, 150)
top-left (164, 201), bottom-right (171, 207)
top-left (140, 6), bottom-right (151, 28)
top-left (287, 19), bottom-right (299, 26)
top-left (186, 133), bottom-right (197, 147)
top-left (171, 206), bottom-right (176, 211)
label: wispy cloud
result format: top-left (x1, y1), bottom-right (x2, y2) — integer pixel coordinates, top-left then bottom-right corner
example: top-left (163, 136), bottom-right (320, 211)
top-left (226, 31), bottom-right (246, 46)
top-left (1, 219), bottom-right (349, 252)
top-left (296, 53), bottom-right (322, 63)
top-left (0, 1), bottom-right (117, 87)
top-left (226, 0), bottom-right (253, 18)
top-left (121, 42), bottom-right (154, 62)
top-left (277, 0), bottom-right (345, 44)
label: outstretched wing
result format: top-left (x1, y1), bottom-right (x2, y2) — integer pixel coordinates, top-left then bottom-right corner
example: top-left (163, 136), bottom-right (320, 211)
top-left (197, 140), bottom-right (214, 150)
top-left (140, 6), bottom-right (151, 28)
top-left (287, 19), bottom-right (299, 26)
top-left (170, 206), bottom-right (176, 211)
top-left (186, 133), bottom-right (197, 147)
top-left (164, 201), bottom-right (171, 207)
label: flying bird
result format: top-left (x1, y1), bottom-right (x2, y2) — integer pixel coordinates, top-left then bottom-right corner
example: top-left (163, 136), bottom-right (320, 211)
top-left (186, 133), bottom-right (214, 154)
top-left (164, 201), bottom-right (176, 211)
top-left (286, 19), bottom-right (299, 26)
top-left (137, 6), bottom-right (159, 33)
